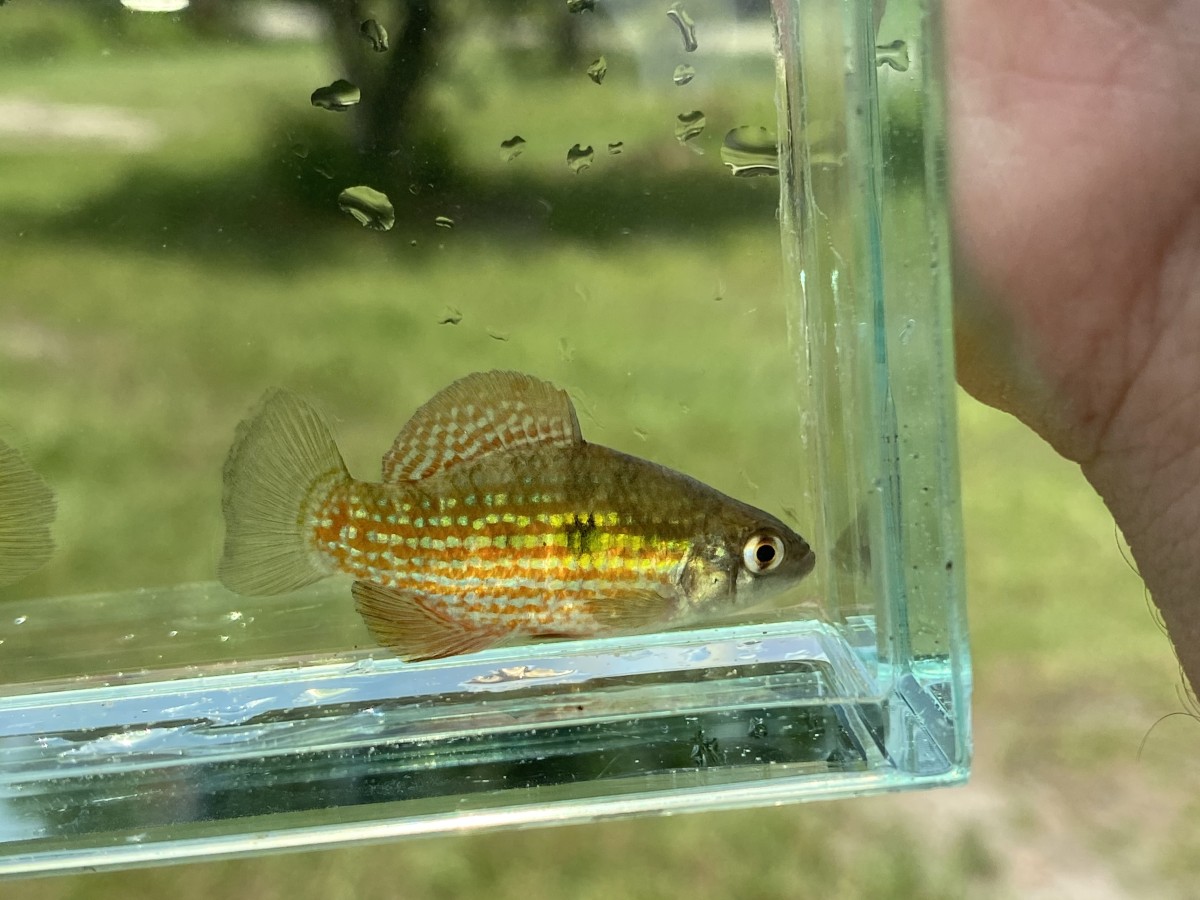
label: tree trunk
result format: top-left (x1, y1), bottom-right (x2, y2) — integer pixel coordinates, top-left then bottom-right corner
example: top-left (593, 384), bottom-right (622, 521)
top-left (326, 0), bottom-right (442, 170)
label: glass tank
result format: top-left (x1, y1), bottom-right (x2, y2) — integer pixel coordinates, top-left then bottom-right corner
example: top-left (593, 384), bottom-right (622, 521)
top-left (0, 0), bottom-right (968, 876)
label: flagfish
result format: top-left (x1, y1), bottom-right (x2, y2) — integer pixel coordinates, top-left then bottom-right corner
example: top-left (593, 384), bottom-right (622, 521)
top-left (219, 371), bottom-right (815, 661)
top-left (0, 439), bottom-right (55, 587)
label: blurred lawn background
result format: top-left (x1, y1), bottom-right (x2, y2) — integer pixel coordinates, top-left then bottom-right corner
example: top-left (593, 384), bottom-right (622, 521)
top-left (1, 2), bottom-right (1198, 897)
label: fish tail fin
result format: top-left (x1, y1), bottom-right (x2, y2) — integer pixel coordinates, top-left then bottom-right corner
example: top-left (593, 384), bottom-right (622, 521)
top-left (0, 441), bottom-right (55, 587)
top-left (219, 389), bottom-right (348, 596)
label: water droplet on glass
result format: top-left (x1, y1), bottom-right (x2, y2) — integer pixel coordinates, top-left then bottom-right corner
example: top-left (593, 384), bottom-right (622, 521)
top-left (487, 328), bottom-right (510, 342)
top-left (876, 39), bottom-right (910, 72)
top-left (607, 141), bottom-right (624, 155)
top-left (439, 306), bottom-right (463, 325)
top-left (672, 64), bottom-right (695, 86)
top-left (337, 185), bottom-right (395, 231)
top-left (674, 110), bottom-right (706, 144)
top-left (13, 615), bottom-right (27, 625)
top-left (314, 164), bottom-right (334, 180)
top-left (566, 0), bottom-right (595, 12)
top-left (559, 337), bottom-right (576, 362)
top-left (290, 142), bottom-right (309, 159)
top-left (360, 19), bottom-right (389, 52)
top-left (667, 2), bottom-right (698, 53)
top-left (586, 56), bottom-right (608, 85)
top-left (434, 215), bottom-right (454, 229)
top-left (566, 144), bottom-right (594, 173)
top-left (310, 79), bottom-right (361, 112)
top-left (633, 427), bottom-right (648, 441)
top-left (720, 126), bottom-right (779, 177)
top-left (500, 135), bottom-right (526, 161)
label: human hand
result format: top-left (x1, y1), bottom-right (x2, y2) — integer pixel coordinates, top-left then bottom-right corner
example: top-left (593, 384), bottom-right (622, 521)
top-left (947, 1), bottom-right (1200, 690)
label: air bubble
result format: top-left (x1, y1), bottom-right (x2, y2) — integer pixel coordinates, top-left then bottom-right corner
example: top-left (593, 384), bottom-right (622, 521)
top-left (672, 64), bottom-right (695, 86)
top-left (876, 39), bottom-right (910, 72)
top-left (434, 215), bottom-right (454, 229)
top-left (566, 144), bottom-right (594, 173)
top-left (337, 186), bottom-right (395, 231)
top-left (586, 56), bottom-right (608, 85)
top-left (360, 19), bottom-right (389, 52)
top-left (667, 2), bottom-right (698, 53)
top-left (13, 615), bottom-right (27, 625)
top-left (720, 126), bottom-right (779, 177)
top-left (674, 110), bottom-right (706, 144)
top-left (607, 141), bottom-right (624, 155)
top-left (310, 79), bottom-right (360, 112)
top-left (500, 135), bottom-right (526, 161)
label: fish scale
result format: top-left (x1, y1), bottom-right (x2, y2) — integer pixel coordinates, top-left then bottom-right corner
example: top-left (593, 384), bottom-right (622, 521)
top-left (308, 447), bottom-right (697, 633)
top-left (220, 371), bottom-right (815, 660)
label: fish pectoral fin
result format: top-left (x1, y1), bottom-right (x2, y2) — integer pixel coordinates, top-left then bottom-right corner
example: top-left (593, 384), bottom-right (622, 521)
top-left (352, 581), bottom-right (501, 661)
top-left (587, 590), bottom-right (676, 633)
top-left (381, 371), bottom-right (583, 482)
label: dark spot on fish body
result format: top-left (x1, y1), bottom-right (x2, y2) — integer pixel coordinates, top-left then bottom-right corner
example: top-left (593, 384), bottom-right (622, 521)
top-left (564, 511), bottom-right (600, 556)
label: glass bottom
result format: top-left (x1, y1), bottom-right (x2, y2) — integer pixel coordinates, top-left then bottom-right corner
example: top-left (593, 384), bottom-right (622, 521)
top-left (0, 584), bottom-right (966, 876)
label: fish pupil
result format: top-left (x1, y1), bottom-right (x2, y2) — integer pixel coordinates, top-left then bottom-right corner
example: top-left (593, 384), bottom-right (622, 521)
top-left (755, 543), bottom-right (775, 564)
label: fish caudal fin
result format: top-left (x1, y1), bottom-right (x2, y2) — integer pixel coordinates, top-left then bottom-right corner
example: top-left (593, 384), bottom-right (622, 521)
top-left (0, 441), bottom-right (55, 587)
top-left (352, 581), bottom-right (501, 661)
top-left (220, 389), bottom-right (348, 596)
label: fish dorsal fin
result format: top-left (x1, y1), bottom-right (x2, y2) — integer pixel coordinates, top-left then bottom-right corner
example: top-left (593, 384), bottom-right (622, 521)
top-left (382, 371), bottom-right (582, 482)
top-left (352, 581), bottom-right (502, 661)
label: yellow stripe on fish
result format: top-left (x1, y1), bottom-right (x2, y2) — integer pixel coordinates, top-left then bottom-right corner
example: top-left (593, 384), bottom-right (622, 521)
top-left (220, 371), bottom-right (815, 661)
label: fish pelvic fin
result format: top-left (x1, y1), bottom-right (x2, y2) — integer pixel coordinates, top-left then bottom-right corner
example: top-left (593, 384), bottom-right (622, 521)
top-left (0, 440), bottom-right (55, 587)
top-left (587, 589), bottom-right (677, 632)
top-left (352, 580), bottom-right (503, 661)
top-left (382, 370), bottom-right (582, 482)
top-left (219, 389), bottom-right (348, 596)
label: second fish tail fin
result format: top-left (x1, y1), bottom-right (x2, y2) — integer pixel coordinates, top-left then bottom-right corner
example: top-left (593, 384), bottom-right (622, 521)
top-left (219, 389), bottom-right (349, 596)
top-left (0, 440), bottom-right (56, 587)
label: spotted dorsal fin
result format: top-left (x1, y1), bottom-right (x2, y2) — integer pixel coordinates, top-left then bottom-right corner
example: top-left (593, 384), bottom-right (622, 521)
top-left (382, 371), bottom-right (583, 482)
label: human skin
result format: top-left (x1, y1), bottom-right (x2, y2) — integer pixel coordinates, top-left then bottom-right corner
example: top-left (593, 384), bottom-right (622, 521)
top-left (947, 1), bottom-right (1200, 691)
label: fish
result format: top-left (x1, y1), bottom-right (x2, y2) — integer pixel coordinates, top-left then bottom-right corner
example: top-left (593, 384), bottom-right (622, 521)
top-left (219, 371), bottom-right (815, 661)
top-left (0, 438), bottom-right (55, 588)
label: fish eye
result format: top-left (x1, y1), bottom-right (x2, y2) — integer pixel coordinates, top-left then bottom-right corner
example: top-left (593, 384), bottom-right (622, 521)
top-left (743, 532), bottom-right (785, 574)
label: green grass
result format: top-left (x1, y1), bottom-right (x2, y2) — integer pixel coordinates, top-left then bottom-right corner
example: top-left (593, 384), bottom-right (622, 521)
top-left (2, 20), bottom-right (1198, 900)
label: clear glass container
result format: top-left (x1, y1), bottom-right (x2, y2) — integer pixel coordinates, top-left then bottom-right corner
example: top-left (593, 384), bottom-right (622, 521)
top-left (0, 0), bottom-right (967, 876)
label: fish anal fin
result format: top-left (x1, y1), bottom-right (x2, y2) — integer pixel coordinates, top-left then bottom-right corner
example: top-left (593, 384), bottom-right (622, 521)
top-left (352, 581), bottom-right (501, 661)
top-left (382, 371), bottom-right (583, 482)
top-left (587, 589), bottom-right (677, 633)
